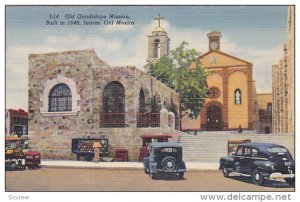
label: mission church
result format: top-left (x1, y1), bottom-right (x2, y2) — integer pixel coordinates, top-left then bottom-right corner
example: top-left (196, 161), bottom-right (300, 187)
top-left (181, 31), bottom-right (256, 131)
top-left (145, 15), bottom-right (256, 132)
top-left (28, 15), bottom-right (257, 160)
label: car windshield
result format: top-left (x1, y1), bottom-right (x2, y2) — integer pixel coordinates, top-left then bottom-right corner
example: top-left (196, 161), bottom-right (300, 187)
top-left (268, 147), bottom-right (288, 154)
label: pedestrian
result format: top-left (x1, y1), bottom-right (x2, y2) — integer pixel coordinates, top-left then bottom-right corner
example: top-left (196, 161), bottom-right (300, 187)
top-left (92, 140), bottom-right (102, 163)
top-left (238, 124), bottom-right (243, 133)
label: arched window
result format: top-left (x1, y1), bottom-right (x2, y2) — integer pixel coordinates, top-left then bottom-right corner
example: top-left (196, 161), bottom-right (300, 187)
top-left (101, 81), bottom-right (125, 128)
top-left (102, 81), bottom-right (125, 113)
top-left (48, 84), bottom-right (72, 112)
top-left (234, 89), bottom-right (242, 105)
top-left (153, 39), bottom-right (160, 58)
top-left (151, 96), bottom-right (159, 113)
top-left (139, 88), bottom-right (146, 113)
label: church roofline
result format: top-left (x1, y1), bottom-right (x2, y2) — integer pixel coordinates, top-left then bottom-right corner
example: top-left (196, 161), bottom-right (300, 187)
top-left (199, 50), bottom-right (252, 65)
top-left (207, 31), bottom-right (222, 37)
top-left (152, 26), bottom-right (167, 33)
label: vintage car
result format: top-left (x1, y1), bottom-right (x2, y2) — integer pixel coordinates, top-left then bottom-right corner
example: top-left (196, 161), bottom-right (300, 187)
top-left (219, 142), bottom-right (295, 186)
top-left (143, 142), bottom-right (186, 179)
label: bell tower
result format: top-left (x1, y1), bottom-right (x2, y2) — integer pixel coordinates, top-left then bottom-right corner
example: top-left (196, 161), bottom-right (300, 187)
top-left (207, 31), bottom-right (222, 51)
top-left (147, 14), bottom-right (170, 63)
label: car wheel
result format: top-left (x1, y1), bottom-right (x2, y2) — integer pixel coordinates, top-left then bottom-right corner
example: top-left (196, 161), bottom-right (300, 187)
top-left (285, 178), bottom-right (295, 186)
top-left (222, 166), bottom-right (230, 177)
top-left (150, 173), bottom-right (157, 180)
top-left (162, 157), bottom-right (177, 170)
top-left (252, 169), bottom-right (264, 186)
top-left (178, 172), bottom-right (184, 179)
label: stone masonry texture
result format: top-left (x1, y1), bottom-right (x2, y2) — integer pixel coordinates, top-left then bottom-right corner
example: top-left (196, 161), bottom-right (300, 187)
top-left (28, 49), bottom-right (180, 160)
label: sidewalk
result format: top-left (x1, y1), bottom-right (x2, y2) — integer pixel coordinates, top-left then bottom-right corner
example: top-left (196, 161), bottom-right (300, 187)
top-left (41, 160), bottom-right (219, 171)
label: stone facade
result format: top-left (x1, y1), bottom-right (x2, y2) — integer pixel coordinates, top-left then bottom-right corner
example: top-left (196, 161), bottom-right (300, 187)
top-left (28, 49), bottom-right (180, 160)
top-left (286, 6), bottom-right (295, 134)
top-left (272, 6), bottom-right (295, 134)
top-left (181, 31), bottom-right (255, 131)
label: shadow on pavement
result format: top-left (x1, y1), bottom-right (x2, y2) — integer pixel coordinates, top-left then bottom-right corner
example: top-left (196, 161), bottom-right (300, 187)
top-left (151, 173), bottom-right (187, 181)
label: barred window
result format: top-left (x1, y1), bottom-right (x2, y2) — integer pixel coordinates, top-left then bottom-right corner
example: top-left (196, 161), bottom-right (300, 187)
top-left (48, 84), bottom-right (72, 112)
top-left (100, 81), bottom-right (125, 128)
top-left (102, 81), bottom-right (125, 113)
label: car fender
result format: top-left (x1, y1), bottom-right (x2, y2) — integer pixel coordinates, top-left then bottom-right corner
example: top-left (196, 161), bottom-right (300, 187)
top-left (252, 160), bottom-right (272, 173)
top-left (219, 156), bottom-right (235, 169)
top-left (180, 161), bottom-right (186, 170)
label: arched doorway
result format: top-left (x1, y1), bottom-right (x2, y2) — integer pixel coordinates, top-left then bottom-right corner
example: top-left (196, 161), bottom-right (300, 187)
top-left (207, 105), bottom-right (222, 131)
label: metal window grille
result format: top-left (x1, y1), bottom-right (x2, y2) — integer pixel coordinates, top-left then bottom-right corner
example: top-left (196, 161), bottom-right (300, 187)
top-left (100, 113), bottom-right (126, 128)
top-left (48, 84), bottom-right (72, 112)
top-left (137, 113), bottom-right (160, 128)
top-left (101, 81), bottom-right (126, 128)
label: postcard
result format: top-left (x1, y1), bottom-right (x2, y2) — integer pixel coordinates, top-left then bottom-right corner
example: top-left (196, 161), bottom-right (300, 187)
top-left (4, 4), bottom-right (295, 198)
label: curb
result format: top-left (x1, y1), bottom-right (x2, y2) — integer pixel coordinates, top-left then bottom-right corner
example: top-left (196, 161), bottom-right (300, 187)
top-left (41, 165), bottom-right (145, 170)
top-left (40, 161), bottom-right (220, 171)
top-left (41, 165), bottom-right (219, 171)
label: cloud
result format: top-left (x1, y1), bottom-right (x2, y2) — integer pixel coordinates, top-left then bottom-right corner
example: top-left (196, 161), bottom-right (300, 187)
top-left (6, 19), bottom-right (284, 110)
top-left (224, 40), bottom-right (283, 93)
top-left (102, 24), bottom-right (134, 33)
top-left (46, 35), bottom-right (82, 45)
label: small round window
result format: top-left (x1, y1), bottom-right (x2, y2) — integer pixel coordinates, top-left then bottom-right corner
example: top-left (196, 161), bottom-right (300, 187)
top-left (208, 87), bottom-right (221, 98)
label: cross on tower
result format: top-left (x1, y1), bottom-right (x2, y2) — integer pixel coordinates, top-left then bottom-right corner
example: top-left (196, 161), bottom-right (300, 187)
top-left (154, 14), bottom-right (164, 27)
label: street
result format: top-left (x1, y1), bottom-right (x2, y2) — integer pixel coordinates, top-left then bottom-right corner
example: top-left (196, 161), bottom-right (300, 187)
top-left (5, 168), bottom-right (294, 192)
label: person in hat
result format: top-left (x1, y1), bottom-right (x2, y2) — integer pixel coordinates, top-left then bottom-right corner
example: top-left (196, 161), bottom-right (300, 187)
top-left (92, 140), bottom-right (102, 163)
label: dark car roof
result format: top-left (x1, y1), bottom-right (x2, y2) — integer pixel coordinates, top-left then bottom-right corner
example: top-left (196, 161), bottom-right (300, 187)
top-left (150, 142), bottom-right (182, 148)
top-left (239, 142), bottom-right (286, 151)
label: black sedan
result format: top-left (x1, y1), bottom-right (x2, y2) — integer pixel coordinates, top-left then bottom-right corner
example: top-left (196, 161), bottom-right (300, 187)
top-left (143, 142), bottom-right (186, 179)
top-left (219, 142), bottom-right (295, 186)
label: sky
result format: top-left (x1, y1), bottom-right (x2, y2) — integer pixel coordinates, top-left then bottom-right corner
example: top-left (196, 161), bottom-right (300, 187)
top-left (5, 5), bottom-right (289, 110)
